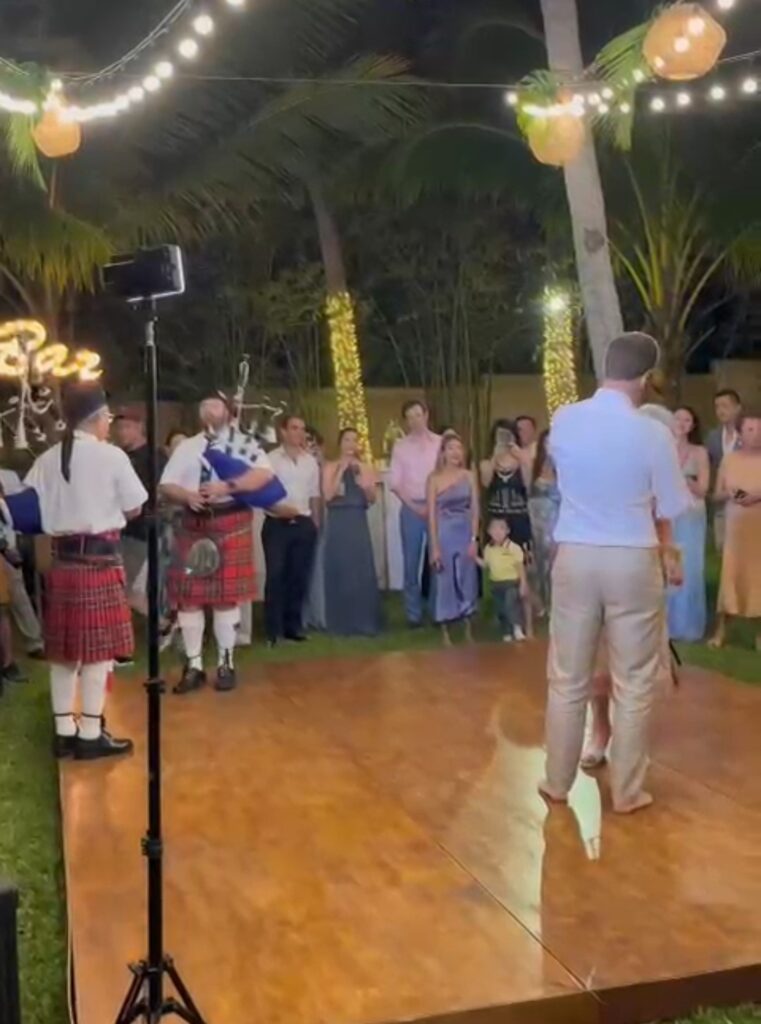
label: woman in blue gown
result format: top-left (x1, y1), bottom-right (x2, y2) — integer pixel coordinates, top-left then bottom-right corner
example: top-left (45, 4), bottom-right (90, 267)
top-left (427, 432), bottom-right (480, 645)
top-left (667, 406), bottom-right (709, 641)
top-left (322, 429), bottom-right (381, 636)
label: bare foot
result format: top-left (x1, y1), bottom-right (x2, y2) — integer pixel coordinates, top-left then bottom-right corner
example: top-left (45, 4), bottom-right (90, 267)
top-left (538, 782), bottom-right (568, 805)
top-left (614, 791), bottom-right (654, 815)
top-left (464, 620), bottom-right (474, 646)
top-left (442, 628), bottom-right (453, 648)
top-left (707, 634), bottom-right (724, 650)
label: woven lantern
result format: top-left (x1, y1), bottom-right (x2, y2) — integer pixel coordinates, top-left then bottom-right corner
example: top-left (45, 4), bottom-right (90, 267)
top-left (527, 112), bottom-right (585, 168)
top-left (32, 108), bottom-right (82, 159)
top-left (643, 3), bottom-right (726, 81)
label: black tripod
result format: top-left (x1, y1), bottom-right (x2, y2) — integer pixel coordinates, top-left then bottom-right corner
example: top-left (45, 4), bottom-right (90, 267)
top-left (114, 303), bottom-right (206, 1024)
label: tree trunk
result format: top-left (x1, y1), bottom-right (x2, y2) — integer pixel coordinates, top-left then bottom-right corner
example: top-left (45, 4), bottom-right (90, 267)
top-left (538, 0), bottom-right (624, 378)
top-left (308, 178), bottom-right (373, 458)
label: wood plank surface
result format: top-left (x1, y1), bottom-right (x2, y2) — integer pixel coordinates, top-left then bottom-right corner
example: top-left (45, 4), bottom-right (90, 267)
top-left (60, 644), bottom-right (761, 1024)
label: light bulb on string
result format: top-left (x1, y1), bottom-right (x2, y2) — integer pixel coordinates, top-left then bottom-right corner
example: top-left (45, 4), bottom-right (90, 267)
top-left (633, 68), bottom-right (647, 83)
top-left (601, 86), bottom-right (614, 100)
top-left (505, 90), bottom-right (518, 106)
top-left (225, 0), bottom-right (246, 6)
top-left (709, 84), bottom-right (726, 101)
top-left (155, 61), bottom-right (174, 79)
top-left (587, 92), bottom-right (601, 106)
top-left (717, 0), bottom-right (735, 9)
top-left (128, 85), bottom-right (145, 102)
top-left (193, 13), bottom-right (215, 35)
top-left (598, 102), bottom-right (610, 114)
top-left (50, 78), bottom-right (63, 93)
top-left (651, 96), bottom-right (666, 112)
top-left (143, 75), bottom-right (162, 93)
top-left (677, 90), bottom-right (691, 106)
top-left (619, 101), bottom-right (632, 114)
top-left (742, 77), bottom-right (758, 94)
top-left (178, 37), bottom-right (200, 59)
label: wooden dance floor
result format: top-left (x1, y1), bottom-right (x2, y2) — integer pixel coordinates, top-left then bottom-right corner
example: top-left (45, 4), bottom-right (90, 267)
top-left (60, 644), bottom-right (761, 1024)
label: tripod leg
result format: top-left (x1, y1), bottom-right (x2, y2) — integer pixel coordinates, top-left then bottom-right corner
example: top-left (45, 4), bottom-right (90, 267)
top-left (114, 963), bottom-right (148, 1024)
top-left (164, 959), bottom-right (206, 1024)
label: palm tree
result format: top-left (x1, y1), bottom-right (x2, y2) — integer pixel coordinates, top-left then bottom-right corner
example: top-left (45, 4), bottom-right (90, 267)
top-left (538, 0), bottom-right (623, 377)
top-left (609, 144), bottom-right (761, 402)
top-left (0, 3), bottom-right (425, 453)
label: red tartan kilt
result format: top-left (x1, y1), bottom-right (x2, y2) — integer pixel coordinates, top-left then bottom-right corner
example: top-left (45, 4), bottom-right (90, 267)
top-left (168, 507), bottom-right (255, 610)
top-left (44, 559), bottom-right (134, 665)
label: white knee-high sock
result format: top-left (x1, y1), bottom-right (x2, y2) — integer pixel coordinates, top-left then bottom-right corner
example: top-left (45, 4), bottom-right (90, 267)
top-left (178, 608), bottom-right (205, 670)
top-left (79, 662), bottom-right (110, 740)
top-left (50, 662), bottom-right (78, 737)
top-left (213, 607), bottom-right (240, 667)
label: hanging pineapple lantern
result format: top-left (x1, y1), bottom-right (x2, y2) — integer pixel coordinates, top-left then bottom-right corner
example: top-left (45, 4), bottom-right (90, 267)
top-left (643, 3), bottom-right (726, 81)
top-left (32, 104), bottom-right (82, 159)
top-left (526, 108), bottom-right (586, 168)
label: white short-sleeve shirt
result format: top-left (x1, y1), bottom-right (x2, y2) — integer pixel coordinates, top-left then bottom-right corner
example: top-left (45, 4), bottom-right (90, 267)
top-left (25, 432), bottom-right (147, 535)
top-left (268, 447), bottom-right (320, 516)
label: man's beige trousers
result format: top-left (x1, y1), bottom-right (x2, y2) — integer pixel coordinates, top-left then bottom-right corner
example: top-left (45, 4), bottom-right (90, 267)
top-left (545, 544), bottom-right (664, 808)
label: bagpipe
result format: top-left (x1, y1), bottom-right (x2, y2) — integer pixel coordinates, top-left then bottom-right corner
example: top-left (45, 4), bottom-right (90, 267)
top-left (201, 432), bottom-right (286, 509)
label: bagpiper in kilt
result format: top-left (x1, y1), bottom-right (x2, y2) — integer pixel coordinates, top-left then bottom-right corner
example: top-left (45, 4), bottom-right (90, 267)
top-left (24, 382), bottom-right (148, 762)
top-left (160, 395), bottom-right (282, 696)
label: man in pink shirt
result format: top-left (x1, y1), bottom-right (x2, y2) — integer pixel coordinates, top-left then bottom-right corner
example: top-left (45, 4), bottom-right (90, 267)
top-left (389, 400), bottom-right (442, 625)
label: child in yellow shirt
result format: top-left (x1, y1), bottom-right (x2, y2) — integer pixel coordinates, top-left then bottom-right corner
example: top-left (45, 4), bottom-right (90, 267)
top-left (477, 517), bottom-right (529, 643)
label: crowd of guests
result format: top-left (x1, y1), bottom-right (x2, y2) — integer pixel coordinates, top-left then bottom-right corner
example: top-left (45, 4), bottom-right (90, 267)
top-left (0, 383), bottom-right (757, 703)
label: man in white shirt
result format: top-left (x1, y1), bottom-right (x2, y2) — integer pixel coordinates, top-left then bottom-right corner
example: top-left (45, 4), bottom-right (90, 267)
top-left (25, 383), bottom-right (147, 761)
top-left (263, 415), bottom-right (321, 645)
top-left (542, 332), bottom-right (691, 814)
top-left (160, 395), bottom-right (277, 693)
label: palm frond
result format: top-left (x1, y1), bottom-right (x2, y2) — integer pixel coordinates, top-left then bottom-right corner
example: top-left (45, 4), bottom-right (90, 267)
top-left (127, 54), bottom-right (428, 227)
top-left (593, 21), bottom-right (651, 151)
top-left (0, 179), bottom-right (112, 292)
top-left (372, 121), bottom-right (540, 206)
top-left (3, 114), bottom-right (45, 189)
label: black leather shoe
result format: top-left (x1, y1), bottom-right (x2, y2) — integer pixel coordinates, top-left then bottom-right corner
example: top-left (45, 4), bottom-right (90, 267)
top-left (215, 664), bottom-right (237, 692)
top-left (3, 662), bottom-right (27, 684)
top-left (53, 734), bottom-right (78, 759)
top-left (284, 633), bottom-right (308, 643)
top-left (75, 732), bottom-right (134, 761)
top-left (173, 665), bottom-right (206, 695)
top-left (28, 646), bottom-right (46, 661)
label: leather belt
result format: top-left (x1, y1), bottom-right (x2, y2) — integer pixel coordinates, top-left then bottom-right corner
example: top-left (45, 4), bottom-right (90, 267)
top-left (53, 535), bottom-right (121, 562)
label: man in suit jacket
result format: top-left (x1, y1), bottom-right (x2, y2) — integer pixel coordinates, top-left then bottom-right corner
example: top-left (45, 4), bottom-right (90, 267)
top-left (706, 389), bottom-right (742, 548)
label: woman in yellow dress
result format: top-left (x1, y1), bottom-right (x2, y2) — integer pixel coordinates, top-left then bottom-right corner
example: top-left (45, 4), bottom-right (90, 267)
top-left (710, 411), bottom-right (761, 651)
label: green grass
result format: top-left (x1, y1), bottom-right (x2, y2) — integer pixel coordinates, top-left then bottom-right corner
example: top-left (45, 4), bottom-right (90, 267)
top-left (0, 670), bottom-right (67, 1024)
top-left (0, 578), bottom-right (758, 1024)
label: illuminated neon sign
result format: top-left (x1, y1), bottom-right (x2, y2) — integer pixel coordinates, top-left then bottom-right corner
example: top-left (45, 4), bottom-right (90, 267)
top-left (0, 319), bottom-right (102, 380)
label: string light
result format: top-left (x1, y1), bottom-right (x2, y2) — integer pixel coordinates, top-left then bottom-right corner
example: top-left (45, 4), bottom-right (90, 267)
top-left (143, 75), bottom-right (162, 93)
top-left (178, 38), bottom-right (199, 59)
top-left (619, 101), bottom-right (632, 113)
top-left (542, 288), bottom-right (578, 417)
top-left (677, 90), bottom-right (692, 106)
top-left (710, 83), bottom-right (727, 100)
top-left (128, 85), bottom-right (145, 102)
top-left (601, 86), bottom-right (614, 100)
top-left (155, 60), bottom-right (174, 79)
top-left (717, 0), bottom-right (735, 9)
top-left (505, 90), bottom-right (518, 106)
top-left (742, 76), bottom-right (758, 94)
top-left (325, 292), bottom-right (373, 461)
top-left (193, 14), bottom-right (215, 35)
top-left (651, 96), bottom-right (666, 111)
